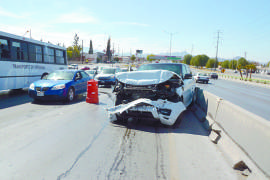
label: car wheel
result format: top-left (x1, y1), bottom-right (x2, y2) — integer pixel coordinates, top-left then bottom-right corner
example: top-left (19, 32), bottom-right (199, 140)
top-left (206, 81), bottom-right (208, 84)
top-left (66, 87), bottom-right (75, 102)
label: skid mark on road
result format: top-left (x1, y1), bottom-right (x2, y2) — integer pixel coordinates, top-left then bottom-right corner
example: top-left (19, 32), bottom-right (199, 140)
top-left (57, 119), bottom-right (109, 180)
top-left (106, 127), bottom-right (136, 179)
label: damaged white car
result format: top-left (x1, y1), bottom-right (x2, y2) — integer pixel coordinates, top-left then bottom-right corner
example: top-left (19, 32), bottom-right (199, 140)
top-left (108, 63), bottom-right (196, 126)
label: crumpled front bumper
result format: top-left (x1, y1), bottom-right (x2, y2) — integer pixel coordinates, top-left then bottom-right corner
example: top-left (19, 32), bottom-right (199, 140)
top-left (107, 98), bottom-right (186, 126)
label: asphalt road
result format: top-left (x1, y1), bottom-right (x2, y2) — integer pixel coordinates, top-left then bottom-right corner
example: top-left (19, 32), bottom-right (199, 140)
top-left (0, 88), bottom-right (238, 180)
top-left (196, 78), bottom-right (270, 121)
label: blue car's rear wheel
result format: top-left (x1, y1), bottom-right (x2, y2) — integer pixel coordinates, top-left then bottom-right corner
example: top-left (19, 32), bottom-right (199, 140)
top-left (66, 87), bottom-right (75, 102)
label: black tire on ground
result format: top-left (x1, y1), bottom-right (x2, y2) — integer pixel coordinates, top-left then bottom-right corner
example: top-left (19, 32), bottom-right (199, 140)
top-left (66, 87), bottom-right (75, 102)
top-left (206, 81), bottom-right (208, 84)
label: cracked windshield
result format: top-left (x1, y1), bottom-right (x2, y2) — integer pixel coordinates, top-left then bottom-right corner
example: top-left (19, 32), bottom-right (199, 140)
top-left (0, 0), bottom-right (270, 179)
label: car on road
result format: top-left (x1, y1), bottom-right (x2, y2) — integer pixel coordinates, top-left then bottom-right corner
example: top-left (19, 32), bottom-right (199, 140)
top-left (68, 64), bottom-right (78, 70)
top-left (80, 66), bottom-right (90, 71)
top-left (95, 67), bottom-right (120, 86)
top-left (108, 63), bottom-right (196, 126)
top-left (28, 70), bottom-right (91, 102)
top-left (194, 72), bottom-right (209, 84)
top-left (209, 72), bottom-right (218, 79)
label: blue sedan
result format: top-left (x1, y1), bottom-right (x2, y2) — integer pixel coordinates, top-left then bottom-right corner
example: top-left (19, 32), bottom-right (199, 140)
top-left (28, 70), bottom-right (91, 102)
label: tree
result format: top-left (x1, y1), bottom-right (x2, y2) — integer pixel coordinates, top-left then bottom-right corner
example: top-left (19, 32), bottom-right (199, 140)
top-left (73, 33), bottom-right (79, 47)
top-left (246, 64), bottom-right (256, 79)
top-left (190, 55), bottom-right (209, 67)
top-left (221, 60), bottom-right (230, 69)
top-left (267, 61), bottom-right (270, 67)
top-left (131, 55), bottom-right (136, 63)
top-left (106, 37), bottom-right (112, 61)
top-left (67, 51), bottom-right (73, 60)
top-left (237, 64), bottom-right (243, 80)
top-left (89, 40), bottom-right (93, 54)
top-left (183, 54), bottom-right (192, 65)
top-left (201, 54), bottom-right (209, 67)
top-left (206, 58), bottom-right (217, 68)
top-left (147, 54), bottom-right (155, 62)
top-left (238, 57), bottom-right (248, 67)
top-left (114, 56), bottom-right (120, 63)
top-left (229, 60), bottom-right (237, 69)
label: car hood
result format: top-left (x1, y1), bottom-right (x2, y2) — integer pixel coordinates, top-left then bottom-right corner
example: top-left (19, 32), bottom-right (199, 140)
top-left (116, 70), bottom-right (181, 85)
top-left (33, 80), bottom-right (71, 87)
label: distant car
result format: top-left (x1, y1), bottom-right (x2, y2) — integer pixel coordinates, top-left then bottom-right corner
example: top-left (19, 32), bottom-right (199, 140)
top-left (209, 73), bottom-right (218, 79)
top-left (28, 70), bottom-right (91, 102)
top-left (68, 64), bottom-right (78, 69)
top-left (95, 67), bottom-right (120, 86)
top-left (80, 66), bottom-right (90, 70)
top-left (194, 73), bottom-right (209, 84)
top-left (85, 70), bottom-right (97, 79)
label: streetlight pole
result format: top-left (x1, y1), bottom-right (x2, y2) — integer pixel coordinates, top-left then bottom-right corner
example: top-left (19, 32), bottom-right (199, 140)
top-left (164, 31), bottom-right (178, 57)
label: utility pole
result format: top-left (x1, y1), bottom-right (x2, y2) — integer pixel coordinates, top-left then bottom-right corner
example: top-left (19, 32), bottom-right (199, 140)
top-left (215, 30), bottom-right (221, 70)
top-left (191, 44), bottom-right (194, 56)
top-left (245, 51), bottom-right (247, 59)
top-left (164, 31), bottom-right (178, 57)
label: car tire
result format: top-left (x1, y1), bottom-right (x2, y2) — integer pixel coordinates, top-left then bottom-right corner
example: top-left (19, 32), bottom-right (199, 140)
top-left (66, 87), bottom-right (75, 102)
top-left (206, 81), bottom-right (208, 84)
top-left (114, 95), bottom-right (123, 122)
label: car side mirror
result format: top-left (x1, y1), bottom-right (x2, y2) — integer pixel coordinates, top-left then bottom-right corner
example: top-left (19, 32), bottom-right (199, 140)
top-left (184, 74), bottom-right (192, 79)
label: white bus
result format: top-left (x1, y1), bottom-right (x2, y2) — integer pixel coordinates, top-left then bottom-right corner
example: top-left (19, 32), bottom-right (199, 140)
top-left (0, 31), bottom-right (68, 91)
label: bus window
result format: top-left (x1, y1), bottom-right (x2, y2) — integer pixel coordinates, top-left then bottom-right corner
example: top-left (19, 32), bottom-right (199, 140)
top-left (0, 38), bottom-right (11, 59)
top-left (48, 48), bottom-right (55, 63)
top-left (11, 41), bottom-right (21, 60)
top-left (21, 42), bottom-right (28, 61)
top-left (56, 50), bottom-right (65, 64)
top-left (29, 44), bottom-right (42, 62)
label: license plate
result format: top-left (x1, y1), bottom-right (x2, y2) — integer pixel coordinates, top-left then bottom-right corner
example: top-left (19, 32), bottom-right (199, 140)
top-left (37, 91), bottom-right (44, 96)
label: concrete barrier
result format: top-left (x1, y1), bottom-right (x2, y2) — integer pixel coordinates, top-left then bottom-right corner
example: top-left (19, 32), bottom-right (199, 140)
top-left (195, 88), bottom-right (270, 178)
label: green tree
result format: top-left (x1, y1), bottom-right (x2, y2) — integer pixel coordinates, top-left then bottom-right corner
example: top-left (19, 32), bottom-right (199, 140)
top-left (238, 57), bottom-right (248, 67)
top-left (106, 37), bottom-right (112, 61)
top-left (147, 54), bottom-right (155, 62)
top-left (237, 64), bottom-right (243, 80)
top-left (183, 54), bottom-right (192, 65)
top-left (130, 55), bottom-right (136, 63)
top-left (89, 40), bottom-right (93, 54)
top-left (67, 51), bottom-right (73, 60)
top-left (267, 61), bottom-right (270, 67)
top-left (206, 58), bottom-right (217, 68)
top-left (229, 60), bottom-right (237, 69)
top-left (221, 60), bottom-right (230, 69)
top-left (114, 56), bottom-right (120, 63)
top-left (201, 54), bottom-right (209, 67)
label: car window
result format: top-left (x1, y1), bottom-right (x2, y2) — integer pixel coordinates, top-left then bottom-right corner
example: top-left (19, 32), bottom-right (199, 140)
top-left (137, 64), bottom-right (182, 76)
top-left (46, 71), bottom-right (75, 80)
top-left (81, 71), bottom-right (89, 78)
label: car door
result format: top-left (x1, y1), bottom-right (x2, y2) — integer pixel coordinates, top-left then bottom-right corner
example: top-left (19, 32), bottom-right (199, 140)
top-left (80, 71), bottom-right (90, 93)
top-left (73, 72), bottom-right (84, 94)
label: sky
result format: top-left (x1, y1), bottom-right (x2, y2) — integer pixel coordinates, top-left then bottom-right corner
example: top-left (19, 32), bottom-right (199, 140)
top-left (0, 0), bottom-right (269, 63)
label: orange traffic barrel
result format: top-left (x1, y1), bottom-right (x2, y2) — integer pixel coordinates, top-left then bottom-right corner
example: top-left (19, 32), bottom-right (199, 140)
top-left (86, 79), bottom-right (99, 104)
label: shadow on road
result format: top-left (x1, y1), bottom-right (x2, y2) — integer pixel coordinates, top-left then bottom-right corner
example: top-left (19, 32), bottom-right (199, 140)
top-left (0, 89), bottom-right (32, 110)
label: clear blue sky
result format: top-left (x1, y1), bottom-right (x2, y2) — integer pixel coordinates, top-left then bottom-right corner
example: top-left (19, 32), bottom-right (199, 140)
top-left (0, 0), bottom-right (269, 63)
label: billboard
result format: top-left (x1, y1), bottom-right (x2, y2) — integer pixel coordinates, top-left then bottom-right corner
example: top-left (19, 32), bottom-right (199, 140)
top-left (136, 50), bottom-right (143, 54)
